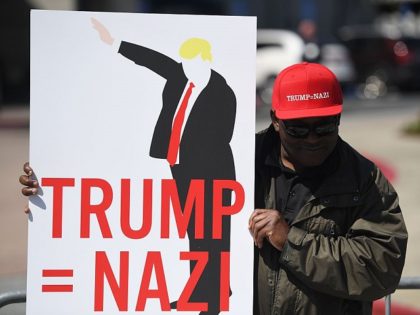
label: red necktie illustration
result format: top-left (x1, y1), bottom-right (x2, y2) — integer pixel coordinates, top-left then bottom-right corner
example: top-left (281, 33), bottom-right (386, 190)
top-left (167, 82), bottom-right (195, 166)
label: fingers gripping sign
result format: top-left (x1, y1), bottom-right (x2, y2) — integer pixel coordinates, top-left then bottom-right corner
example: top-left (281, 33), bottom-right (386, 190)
top-left (248, 209), bottom-right (289, 251)
top-left (20, 162), bottom-right (39, 195)
top-left (20, 162), bottom-right (39, 213)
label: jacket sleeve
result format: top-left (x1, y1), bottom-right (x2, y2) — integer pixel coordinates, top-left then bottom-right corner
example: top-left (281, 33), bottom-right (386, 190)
top-left (280, 167), bottom-right (408, 300)
top-left (118, 41), bottom-right (179, 79)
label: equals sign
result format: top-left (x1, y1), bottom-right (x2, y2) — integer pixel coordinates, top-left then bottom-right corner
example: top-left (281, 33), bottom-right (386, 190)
top-left (42, 269), bottom-right (74, 293)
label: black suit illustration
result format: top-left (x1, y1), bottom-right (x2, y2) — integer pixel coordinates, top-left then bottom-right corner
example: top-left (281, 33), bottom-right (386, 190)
top-left (119, 41), bottom-right (236, 314)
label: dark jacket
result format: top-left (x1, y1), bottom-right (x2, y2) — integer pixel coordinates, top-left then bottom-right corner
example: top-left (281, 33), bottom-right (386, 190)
top-left (254, 125), bottom-right (408, 315)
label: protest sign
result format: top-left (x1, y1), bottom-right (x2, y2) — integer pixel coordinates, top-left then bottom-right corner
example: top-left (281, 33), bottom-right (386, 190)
top-left (28, 10), bottom-right (256, 314)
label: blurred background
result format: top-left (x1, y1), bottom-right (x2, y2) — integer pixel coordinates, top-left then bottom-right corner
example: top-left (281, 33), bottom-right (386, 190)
top-left (1, 0), bottom-right (420, 314)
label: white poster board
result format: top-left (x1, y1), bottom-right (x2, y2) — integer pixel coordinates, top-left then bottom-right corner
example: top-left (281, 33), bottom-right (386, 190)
top-left (28, 10), bottom-right (256, 314)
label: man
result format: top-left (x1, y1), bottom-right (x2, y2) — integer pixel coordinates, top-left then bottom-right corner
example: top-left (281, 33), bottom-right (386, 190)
top-left (21, 62), bottom-right (407, 315)
top-left (248, 62), bottom-right (408, 315)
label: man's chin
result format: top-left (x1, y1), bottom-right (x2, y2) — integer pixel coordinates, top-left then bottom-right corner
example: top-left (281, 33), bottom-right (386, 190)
top-left (299, 155), bottom-right (328, 168)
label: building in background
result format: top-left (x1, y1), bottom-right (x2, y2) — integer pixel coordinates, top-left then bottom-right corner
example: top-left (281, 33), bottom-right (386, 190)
top-left (2, 0), bottom-right (420, 104)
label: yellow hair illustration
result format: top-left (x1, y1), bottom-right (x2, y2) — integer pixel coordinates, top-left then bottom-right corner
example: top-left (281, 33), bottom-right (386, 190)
top-left (179, 38), bottom-right (213, 62)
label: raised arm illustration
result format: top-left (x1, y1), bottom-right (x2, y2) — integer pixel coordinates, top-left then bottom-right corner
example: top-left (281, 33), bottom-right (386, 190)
top-left (91, 17), bottom-right (178, 79)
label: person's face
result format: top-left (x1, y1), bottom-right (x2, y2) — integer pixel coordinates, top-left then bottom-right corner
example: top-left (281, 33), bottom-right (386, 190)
top-left (271, 112), bottom-right (340, 169)
top-left (181, 55), bottom-right (211, 85)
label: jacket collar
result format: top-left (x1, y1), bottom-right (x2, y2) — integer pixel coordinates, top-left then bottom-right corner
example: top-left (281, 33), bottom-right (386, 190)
top-left (259, 124), bottom-right (365, 225)
top-left (260, 124), bottom-right (360, 197)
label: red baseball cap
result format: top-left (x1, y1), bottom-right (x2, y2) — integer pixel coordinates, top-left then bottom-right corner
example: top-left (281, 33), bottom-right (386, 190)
top-left (272, 62), bottom-right (343, 120)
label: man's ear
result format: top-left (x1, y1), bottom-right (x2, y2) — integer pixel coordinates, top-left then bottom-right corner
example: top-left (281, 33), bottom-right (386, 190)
top-left (270, 110), bottom-right (280, 132)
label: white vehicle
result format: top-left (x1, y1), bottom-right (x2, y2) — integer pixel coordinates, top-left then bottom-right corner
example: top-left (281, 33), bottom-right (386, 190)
top-left (320, 43), bottom-right (355, 85)
top-left (256, 29), bottom-right (305, 106)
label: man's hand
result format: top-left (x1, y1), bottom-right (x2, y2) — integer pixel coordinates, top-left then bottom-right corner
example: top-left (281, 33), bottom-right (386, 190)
top-left (19, 162), bottom-right (38, 213)
top-left (248, 209), bottom-right (289, 251)
top-left (91, 17), bottom-right (114, 45)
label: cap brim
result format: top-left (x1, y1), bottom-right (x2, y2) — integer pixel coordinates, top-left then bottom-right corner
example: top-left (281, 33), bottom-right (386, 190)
top-left (275, 105), bottom-right (343, 120)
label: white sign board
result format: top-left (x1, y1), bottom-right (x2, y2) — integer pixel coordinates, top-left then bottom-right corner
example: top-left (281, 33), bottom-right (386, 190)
top-left (28, 10), bottom-right (256, 315)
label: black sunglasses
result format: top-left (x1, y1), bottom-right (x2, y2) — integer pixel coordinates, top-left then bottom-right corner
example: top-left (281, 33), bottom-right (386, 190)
top-left (281, 115), bottom-right (340, 139)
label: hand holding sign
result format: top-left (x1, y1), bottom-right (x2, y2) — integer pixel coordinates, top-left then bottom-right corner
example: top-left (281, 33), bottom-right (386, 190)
top-left (91, 17), bottom-right (114, 45)
top-left (19, 162), bottom-right (39, 213)
top-left (248, 209), bottom-right (289, 250)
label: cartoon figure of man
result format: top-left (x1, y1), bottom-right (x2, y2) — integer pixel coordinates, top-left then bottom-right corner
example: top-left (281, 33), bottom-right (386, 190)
top-left (92, 18), bottom-right (237, 315)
